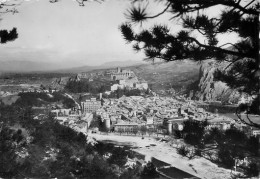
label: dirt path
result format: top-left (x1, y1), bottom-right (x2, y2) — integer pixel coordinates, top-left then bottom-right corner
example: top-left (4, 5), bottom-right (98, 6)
top-left (89, 133), bottom-right (232, 179)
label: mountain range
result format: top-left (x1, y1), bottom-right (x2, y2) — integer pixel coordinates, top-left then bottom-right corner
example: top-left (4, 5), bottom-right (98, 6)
top-left (56, 60), bottom-right (146, 73)
top-left (0, 60), bottom-right (145, 73)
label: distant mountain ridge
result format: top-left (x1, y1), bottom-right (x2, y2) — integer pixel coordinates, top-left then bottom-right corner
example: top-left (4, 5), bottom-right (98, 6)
top-left (57, 60), bottom-right (146, 73)
top-left (0, 60), bottom-right (145, 73)
top-left (0, 60), bottom-right (59, 72)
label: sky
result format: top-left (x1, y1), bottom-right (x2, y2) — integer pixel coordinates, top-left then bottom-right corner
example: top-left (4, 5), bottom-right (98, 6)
top-left (0, 0), bottom-right (239, 69)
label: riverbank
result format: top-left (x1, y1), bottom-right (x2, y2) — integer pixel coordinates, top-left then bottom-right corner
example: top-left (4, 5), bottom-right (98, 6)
top-left (89, 133), bottom-right (232, 179)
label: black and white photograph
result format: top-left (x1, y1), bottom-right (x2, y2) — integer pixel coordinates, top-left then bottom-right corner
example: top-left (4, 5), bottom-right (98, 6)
top-left (0, 0), bottom-right (259, 178)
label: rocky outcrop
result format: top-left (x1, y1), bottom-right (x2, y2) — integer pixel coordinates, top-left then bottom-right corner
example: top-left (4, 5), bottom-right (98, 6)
top-left (52, 77), bottom-right (71, 86)
top-left (190, 60), bottom-right (241, 104)
top-left (52, 75), bottom-right (81, 86)
top-left (51, 76), bottom-right (79, 90)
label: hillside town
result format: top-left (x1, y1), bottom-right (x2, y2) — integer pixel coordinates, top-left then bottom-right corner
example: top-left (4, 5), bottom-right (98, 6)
top-left (1, 66), bottom-right (259, 179)
top-left (35, 67), bottom-right (258, 179)
top-left (47, 67), bottom-right (260, 139)
top-left (1, 67), bottom-right (259, 146)
top-left (51, 93), bottom-right (260, 138)
top-left (1, 0), bottom-right (259, 178)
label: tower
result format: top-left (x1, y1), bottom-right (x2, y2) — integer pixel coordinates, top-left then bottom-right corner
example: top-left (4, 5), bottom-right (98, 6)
top-left (117, 67), bottom-right (121, 73)
top-left (104, 118), bottom-right (111, 131)
top-left (167, 121), bottom-right (172, 134)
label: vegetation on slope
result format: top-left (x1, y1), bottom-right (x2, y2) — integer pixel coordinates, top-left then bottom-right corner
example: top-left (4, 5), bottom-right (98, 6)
top-left (65, 80), bottom-right (109, 94)
top-left (175, 119), bottom-right (259, 177)
top-left (15, 92), bottom-right (75, 108)
top-left (0, 93), bottom-right (158, 178)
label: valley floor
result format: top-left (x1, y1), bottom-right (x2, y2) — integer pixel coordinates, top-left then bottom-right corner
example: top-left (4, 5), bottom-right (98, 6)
top-left (89, 133), bottom-right (233, 179)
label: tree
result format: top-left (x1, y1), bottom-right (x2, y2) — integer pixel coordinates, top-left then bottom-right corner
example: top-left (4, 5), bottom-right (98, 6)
top-left (174, 130), bottom-right (183, 139)
top-left (147, 128), bottom-right (153, 137)
top-left (0, 127), bottom-right (25, 178)
top-left (118, 128), bottom-right (124, 135)
top-left (108, 147), bottom-right (128, 167)
top-left (246, 136), bottom-right (259, 156)
top-left (141, 161), bottom-right (159, 179)
top-left (0, 10), bottom-right (18, 44)
top-left (140, 125), bottom-right (147, 137)
top-left (40, 84), bottom-right (46, 90)
top-left (133, 127), bottom-right (139, 136)
top-left (153, 123), bottom-right (161, 137)
top-left (244, 162), bottom-right (259, 177)
top-left (125, 127), bottom-right (130, 135)
top-left (62, 98), bottom-right (75, 109)
top-left (120, 165), bottom-right (142, 179)
top-left (145, 88), bottom-right (150, 95)
top-left (120, 0), bottom-right (259, 127)
top-left (177, 145), bottom-right (190, 157)
top-left (211, 127), bottom-right (258, 169)
top-left (203, 127), bottom-right (224, 148)
top-left (182, 119), bottom-right (207, 146)
top-left (217, 147), bottom-right (235, 168)
top-left (162, 129), bottom-right (168, 138)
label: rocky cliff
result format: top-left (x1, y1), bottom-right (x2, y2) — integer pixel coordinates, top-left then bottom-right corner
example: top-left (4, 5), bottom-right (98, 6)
top-left (51, 76), bottom-right (80, 90)
top-left (189, 60), bottom-right (241, 104)
top-left (52, 77), bottom-right (71, 86)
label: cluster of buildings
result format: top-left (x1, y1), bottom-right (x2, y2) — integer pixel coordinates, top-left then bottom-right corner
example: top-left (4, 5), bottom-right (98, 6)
top-left (51, 106), bottom-right (94, 134)
top-left (107, 67), bottom-right (135, 81)
top-left (50, 92), bottom-right (260, 137)
top-left (95, 95), bottom-right (233, 134)
top-left (76, 67), bottom-right (135, 82)
top-left (81, 98), bottom-right (101, 113)
top-left (110, 78), bottom-right (148, 91)
top-left (49, 67), bottom-right (260, 137)
top-left (95, 95), bottom-right (260, 137)
top-left (109, 67), bottom-right (148, 91)
top-left (76, 67), bottom-right (148, 92)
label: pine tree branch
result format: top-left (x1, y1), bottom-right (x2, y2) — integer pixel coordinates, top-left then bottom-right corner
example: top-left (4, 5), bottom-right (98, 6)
top-left (246, 111), bottom-right (259, 128)
top-left (218, 43), bottom-right (241, 52)
top-left (224, 57), bottom-right (242, 70)
top-left (0, 1), bottom-right (22, 14)
top-left (185, 36), bottom-right (254, 59)
top-left (222, 0), bottom-right (258, 15)
top-left (0, 9), bottom-right (18, 14)
top-left (144, 2), bottom-right (172, 19)
top-left (186, 0), bottom-right (258, 15)
top-left (235, 107), bottom-right (260, 129)
top-left (243, 0), bottom-right (256, 9)
top-left (235, 0), bottom-right (242, 4)
top-left (239, 0), bottom-right (257, 16)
